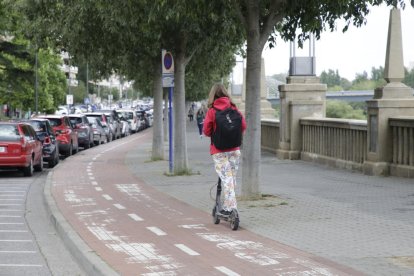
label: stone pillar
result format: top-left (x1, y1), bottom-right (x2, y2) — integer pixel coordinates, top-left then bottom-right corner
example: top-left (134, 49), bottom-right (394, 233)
top-left (363, 8), bottom-right (414, 176)
top-left (260, 58), bottom-right (276, 118)
top-left (277, 76), bottom-right (326, 160)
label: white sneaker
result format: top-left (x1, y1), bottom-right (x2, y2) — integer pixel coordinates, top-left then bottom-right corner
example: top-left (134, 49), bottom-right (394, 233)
top-left (199, 135), bottom-right (203, 139)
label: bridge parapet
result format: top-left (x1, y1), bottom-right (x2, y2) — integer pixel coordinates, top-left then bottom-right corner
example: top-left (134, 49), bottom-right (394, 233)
top-left (300, 118), bottom-right (367, 171)
top-left (389, 117), bottom-right (414, 177)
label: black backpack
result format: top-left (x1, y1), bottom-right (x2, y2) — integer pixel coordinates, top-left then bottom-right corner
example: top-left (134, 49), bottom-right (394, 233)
top-left (212, 107), bottom-right (242, 150)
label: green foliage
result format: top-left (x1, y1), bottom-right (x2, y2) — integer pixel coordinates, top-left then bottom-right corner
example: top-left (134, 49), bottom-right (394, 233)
top-left (320, 69), bottom-right (341, 88)
top-left (37, 48), bottom-right (67, 111)
top-left (326, 100), bottom-right (366, 120)
top-left (403, 67), bottom-right (414, 88)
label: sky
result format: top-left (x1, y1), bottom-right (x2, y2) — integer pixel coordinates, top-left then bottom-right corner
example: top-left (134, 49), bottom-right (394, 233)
top-left (262, 5), bottom-right (414, 81)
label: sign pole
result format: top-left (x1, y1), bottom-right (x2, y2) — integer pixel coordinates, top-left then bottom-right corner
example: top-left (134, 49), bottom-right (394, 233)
top-left (168, 87), bottom-right (173, 173)
top-left (162, 49), bottom-right (175, 174)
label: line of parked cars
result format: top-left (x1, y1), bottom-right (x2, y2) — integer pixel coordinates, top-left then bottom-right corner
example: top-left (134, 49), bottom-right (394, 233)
top-left (0, 108), bottom-right (153, 177)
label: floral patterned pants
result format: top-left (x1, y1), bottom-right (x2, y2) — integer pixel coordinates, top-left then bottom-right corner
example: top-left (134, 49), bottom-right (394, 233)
top-left (212, 150), bottom-right (241, 211)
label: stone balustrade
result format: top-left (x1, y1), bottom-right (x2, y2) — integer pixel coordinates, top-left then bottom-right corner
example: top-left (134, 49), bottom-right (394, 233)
top-left (389, 117), bottom-right (414, 177)
top-left (261, 119), bottom-right (280, 153)
top-left (300, 118), bottom-right (367, 170)
top-left (260, 116), bottom-right (414, 177)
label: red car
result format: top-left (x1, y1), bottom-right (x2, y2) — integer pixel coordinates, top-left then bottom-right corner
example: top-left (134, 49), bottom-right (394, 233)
top-left (37, 115), bottom-right (79, 157)
top-left (0, 122), bottom-right (43, 176)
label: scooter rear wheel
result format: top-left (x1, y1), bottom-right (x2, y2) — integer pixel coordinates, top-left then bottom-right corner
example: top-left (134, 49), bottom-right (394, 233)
top-left (212, 206), bottom-right (220, 224)
top-left (229, 210), bottom-right (239, 230)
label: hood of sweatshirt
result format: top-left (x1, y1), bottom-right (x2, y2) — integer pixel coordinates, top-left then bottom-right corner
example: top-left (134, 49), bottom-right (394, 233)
top-left (212, 97), bottom-right (232, 110)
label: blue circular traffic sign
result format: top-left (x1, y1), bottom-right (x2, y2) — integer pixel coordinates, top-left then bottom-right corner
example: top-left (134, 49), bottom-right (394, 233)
top-left (164, 52), bottom-right (173, 70)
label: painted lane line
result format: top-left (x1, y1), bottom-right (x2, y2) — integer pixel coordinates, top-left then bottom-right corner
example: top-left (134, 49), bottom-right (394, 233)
top-left (146, 227), bottom-right (167, 236)
top-left (0, 210), bottom-right (22, 212)
top-left (128, 213), bottom-right (143, 221)
top-left (0, 215), bottom-right (21, 218)
top-left (113, 204), bottom-right (126, 210)
top-left (0, 251), bottom-right (36, 253)
top-left (87, 172), bottom-right (93, 176)
top-left (0, 264), bottom-right (42, 267)
top-left (0, 240), bottom-right (32, 242)
top-left (102, 194), bottom-right (113, 201)
top-left (0, 191), bottom-right (25, 193)
top-left (215, 266), bottom-right (241, 276)
top-left (0, 223), bottom-right (24, 225)
top-left (95, 187), bottom-right (103, 192)
top-left (0, 204), bottom-right (22, 206)
top-left (0, 230), bottom-right (28, 233)
top-left (91, 181), bottom-right (98, 186)
top-left (0, 199), bottom-right (24, 201)
top-left (89, 176), bottom-right (95, 181)
top-left (0, 195), bottom-right (25, 197)
top-left (174, 244), bottom-right (200, 256)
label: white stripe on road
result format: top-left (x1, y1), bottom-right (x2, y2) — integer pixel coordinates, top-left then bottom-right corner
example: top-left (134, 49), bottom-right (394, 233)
top-left (89, 176), bottom-right (95, 180)
top-left (0, 240), bottom-right (32, 242)
top-left (0, 223), bottom-right (24, 225)
top-left (174, 244), bottom-right (200, 256)
top-left (113, 204), bottom-right (126, 210)
top-left (0, 199), bottom-right (23, 201)
top-left (0, 251), bottom-right (36, 253)
top-left (146, 227), bottom-right (167, 236)
top-left (215, 266), bottom-right (241, 276)
top-left (0, 215), bottom-right (20, 218)
top-left (0, 264), bottom-right (42, 267)
top-left (0, 210), bottom-right (22, 212)
top-left (128, 213), bottom-right (143, 221)
top-left (0, 195), bottom-right (24, 197)
top-left (88, 172), bottom-right (93, 176)
top-left (102, 194), bottom-right (113, 200)
top-left (0, 230), bottom-right (27, 233)
top-left (91, 181), bottom-right (98, 186)
top-left (0, 204), bottom-right (22, 206)
top-left (95, 187), bottom-right (102, 192)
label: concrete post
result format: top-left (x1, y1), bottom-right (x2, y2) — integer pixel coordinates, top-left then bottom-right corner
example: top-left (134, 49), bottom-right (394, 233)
top-left (277, 76), bottom-right (327, 160)
top-left (260, 58), bottom-right (277, 118)
top-left (363, 8), bottom-right (414, 176)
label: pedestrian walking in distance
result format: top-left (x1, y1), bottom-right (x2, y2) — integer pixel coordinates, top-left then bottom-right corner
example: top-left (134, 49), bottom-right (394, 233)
top-left (188, 108), bottom-right (194, 121)
top-left (196, 106), bottom-right (205, 138)
top-left (203, 83), bottom-right (246, 216)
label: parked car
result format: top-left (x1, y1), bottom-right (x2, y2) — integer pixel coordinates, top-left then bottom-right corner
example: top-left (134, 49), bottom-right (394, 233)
top-left (37, 115), bottom-right (79, 157)
top-left (26, 118), bottom-right (59, 168)
top-left (87, 116), bottom-right (107, 145)
top-left (136, 110), bottom-right (148, 130)
top-left (0, 122), bottom-right (43, 176)
top-left (117, 110), bottom-right (139, 133)
top-left (84, 112), bottom-right (112, 142)
top-left (99, 109), bottom-right (122, 140)
top-left (68, 114), bottom-right (94, 149)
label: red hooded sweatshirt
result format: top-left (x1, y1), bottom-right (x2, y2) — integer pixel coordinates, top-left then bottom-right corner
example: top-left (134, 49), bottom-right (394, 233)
top-left (203, 97), bottom-right (247, 155)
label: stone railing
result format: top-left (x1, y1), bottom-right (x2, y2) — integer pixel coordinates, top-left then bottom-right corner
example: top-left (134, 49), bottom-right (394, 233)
top-left (261, 119), bottom-right (280, 154)
top-left (300, 118), bottom-right (367, 170)
top-left (389, 117), bottom-right (414, 177)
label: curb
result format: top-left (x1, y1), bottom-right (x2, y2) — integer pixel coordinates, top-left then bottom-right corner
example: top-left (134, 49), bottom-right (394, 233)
top-left (43, 170), bottom-right (119, 276)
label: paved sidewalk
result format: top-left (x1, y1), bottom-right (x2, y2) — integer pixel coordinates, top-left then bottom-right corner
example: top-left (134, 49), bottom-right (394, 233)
top-left (125, 122), bottom-right (414, 276)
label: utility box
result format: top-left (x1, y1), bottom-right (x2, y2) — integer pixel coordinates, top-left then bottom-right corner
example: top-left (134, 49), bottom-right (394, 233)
top-left (289, 35), bottom-right (316, 76)
top-left (289, 56), bottom-right (316, 76)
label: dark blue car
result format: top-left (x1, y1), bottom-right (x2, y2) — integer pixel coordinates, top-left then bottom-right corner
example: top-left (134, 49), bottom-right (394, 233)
top-left (26, 118), bottom-right (60, 168)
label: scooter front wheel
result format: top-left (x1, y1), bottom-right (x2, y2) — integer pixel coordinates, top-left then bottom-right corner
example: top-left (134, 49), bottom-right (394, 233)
top-left (212, 206), bottom-right (220, 224)
top-left (229, 209), bottom-right (239, 230)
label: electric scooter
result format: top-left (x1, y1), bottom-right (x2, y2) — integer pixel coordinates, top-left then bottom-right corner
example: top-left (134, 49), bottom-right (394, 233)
top-left (212, 177), bottom-right (239, 230)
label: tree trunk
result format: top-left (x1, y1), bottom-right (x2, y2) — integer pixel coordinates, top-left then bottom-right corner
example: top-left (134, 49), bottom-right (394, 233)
top-left (173, 53), bottom-right (189, 173)
top-left (151, 62), bottom-right (164, 160)
top-left (241, 1), bottom-right (261, 198)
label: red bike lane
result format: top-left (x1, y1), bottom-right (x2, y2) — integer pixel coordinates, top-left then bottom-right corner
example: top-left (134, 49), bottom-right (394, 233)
top-left (49, 131), bottom-right (363, 275)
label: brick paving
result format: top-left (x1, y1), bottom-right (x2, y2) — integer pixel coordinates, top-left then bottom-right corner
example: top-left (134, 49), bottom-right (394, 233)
top-left (125, 122), bottom-right (414, 276)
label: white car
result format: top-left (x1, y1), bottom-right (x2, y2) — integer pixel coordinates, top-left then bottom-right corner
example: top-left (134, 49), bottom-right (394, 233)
top-left (55, 105), bottom-right (69, 115)
top-left (117, 109), bottom-right (139, 133)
